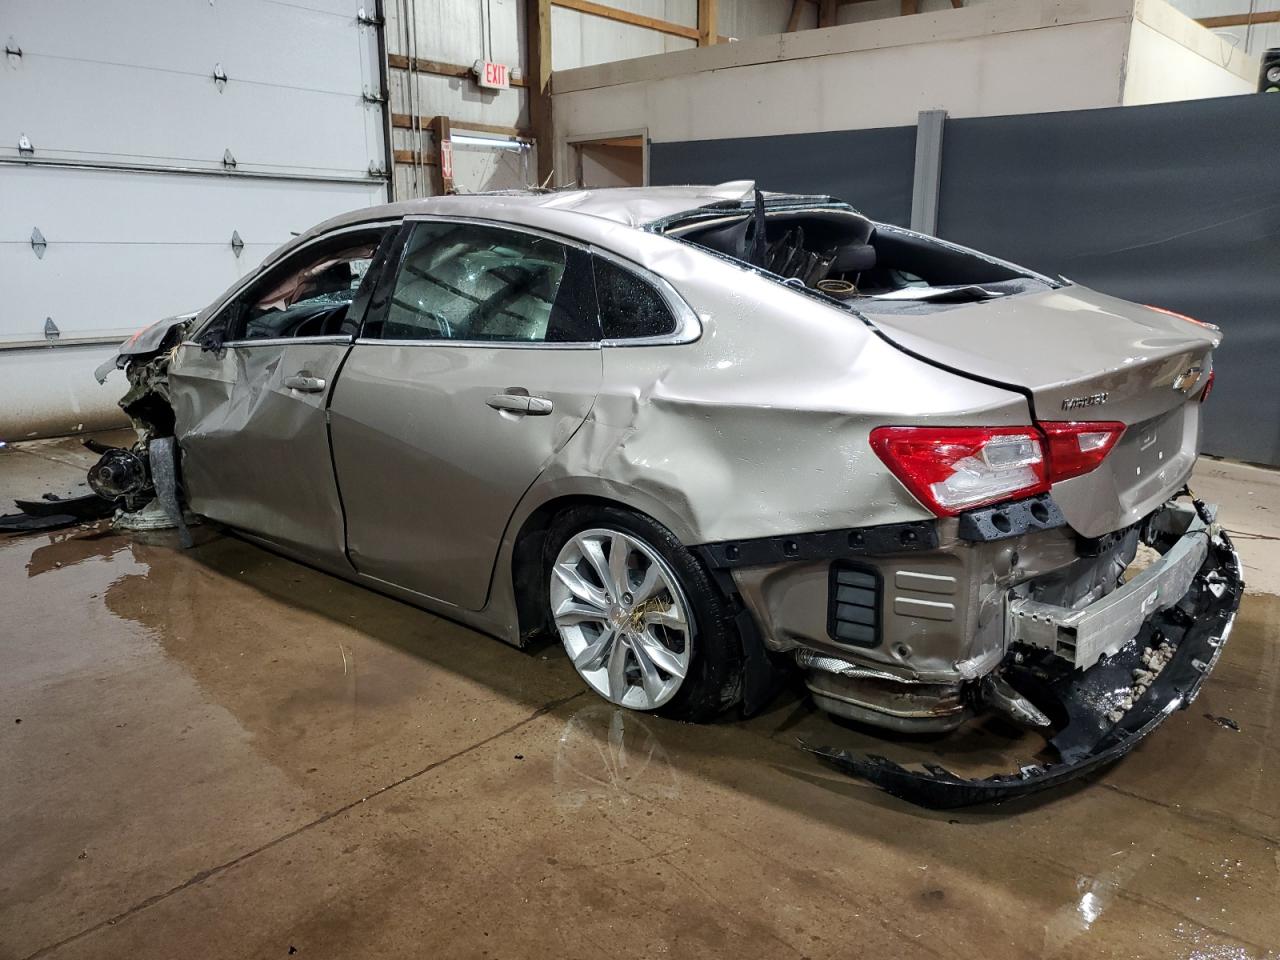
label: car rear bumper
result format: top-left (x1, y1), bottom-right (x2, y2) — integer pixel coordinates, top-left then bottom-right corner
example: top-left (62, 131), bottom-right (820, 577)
top-left (804, 501), bottom-right (1242, 807)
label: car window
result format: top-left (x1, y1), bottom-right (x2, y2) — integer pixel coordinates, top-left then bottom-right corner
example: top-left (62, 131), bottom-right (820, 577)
top-left (368, 221), bottom-right (598, 343)
top-left (593, 256), bottom-right (677, 340)
top-left (217, 228), bottom-right (388, 343)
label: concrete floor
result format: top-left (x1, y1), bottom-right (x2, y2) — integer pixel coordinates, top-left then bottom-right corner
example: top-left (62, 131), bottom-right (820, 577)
top-left (2, 434), bottom-right (1277, 960)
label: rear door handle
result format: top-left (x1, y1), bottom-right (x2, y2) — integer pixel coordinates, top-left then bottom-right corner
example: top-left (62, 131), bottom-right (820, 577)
top-left (486, 393), bottom-right (553, 416)
top-left (284, 373), bottom-right (327, 393)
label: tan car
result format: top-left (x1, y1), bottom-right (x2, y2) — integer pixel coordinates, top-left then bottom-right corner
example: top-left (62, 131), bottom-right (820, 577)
top-left (94, 184), bottom-right (1242, 805)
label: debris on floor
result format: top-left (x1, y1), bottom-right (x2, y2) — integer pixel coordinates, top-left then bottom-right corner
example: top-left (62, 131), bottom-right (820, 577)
top-left (1204, 713), bottom-right (1241, 731)
top-left (0, 491), bottom-right (114, 534)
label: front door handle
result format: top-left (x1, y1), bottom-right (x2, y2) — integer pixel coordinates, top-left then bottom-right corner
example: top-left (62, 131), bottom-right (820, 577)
top-left (486, 393), bottom-right (553, 416)
top-left (284, 373), bottom-right (327, 393)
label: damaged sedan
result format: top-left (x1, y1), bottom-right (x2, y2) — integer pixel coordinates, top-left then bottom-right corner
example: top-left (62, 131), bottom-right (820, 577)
top-left (92, 182), bottom-right (1242, 806)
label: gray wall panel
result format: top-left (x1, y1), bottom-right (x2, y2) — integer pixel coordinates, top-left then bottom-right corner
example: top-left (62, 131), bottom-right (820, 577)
top-left (936, 95), bottom-right (1280, 466)
top-left (649, 125), bottom-right (917, 227)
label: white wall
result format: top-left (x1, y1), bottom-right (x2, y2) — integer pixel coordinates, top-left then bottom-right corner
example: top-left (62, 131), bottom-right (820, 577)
top-left (553, 0), bottom-right (697, 68)
top-left (1165, 0), bottom-right (1280, 57)
top-left (552, 0), bottom-right (1259, 176)
top-left (1123, 0), bottom-right (1257, 102)
top-left (552, 0), bottom-right (1139, 157)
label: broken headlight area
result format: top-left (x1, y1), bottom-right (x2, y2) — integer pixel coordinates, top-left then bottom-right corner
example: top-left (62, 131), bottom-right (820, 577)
top-left (802, 501), bottom-right (1242, 808)
top-left (87, 318), bottom-right (194, 544)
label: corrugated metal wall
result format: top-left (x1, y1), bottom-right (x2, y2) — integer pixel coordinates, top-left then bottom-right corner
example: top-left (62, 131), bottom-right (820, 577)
top-left (384, 0), bottom-right (792, 199)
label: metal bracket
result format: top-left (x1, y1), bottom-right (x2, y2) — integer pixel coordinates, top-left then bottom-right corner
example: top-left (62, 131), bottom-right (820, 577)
top-left (213, 62), bottom-right (227, 91)
top-left (357, 7), bottom-right (384, 26)
top-left (910, 109), bottom-right (947, 237)
top-left (362, 86), bottom-right (385, 104)
top-left (31, 227), bottom-right (46, 259)
top-left (230, 230), bottom-right (244, 257)
top-left (222, 148), bottom-right (237, 169)
top-left (44, 317), bottom-right (60, 341)
top-left (367, 161), bottom-right (387, 177)
top-left (17, 133), bottom-right (33, 155)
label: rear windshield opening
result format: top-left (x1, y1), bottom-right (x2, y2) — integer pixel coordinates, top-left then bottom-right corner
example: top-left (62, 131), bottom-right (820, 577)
top-left (663, 204), bottom-right (1052, 309)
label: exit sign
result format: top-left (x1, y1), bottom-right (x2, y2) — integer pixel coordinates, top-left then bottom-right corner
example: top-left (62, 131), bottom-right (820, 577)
top-left (476, 60), bottom-right (509, 90)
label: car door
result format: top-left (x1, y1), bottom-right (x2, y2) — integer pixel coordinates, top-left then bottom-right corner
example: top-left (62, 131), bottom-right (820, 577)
top-left (168, 222), bottom-right (398, 564)
top-left (328, 217), bottom-right (603, 611)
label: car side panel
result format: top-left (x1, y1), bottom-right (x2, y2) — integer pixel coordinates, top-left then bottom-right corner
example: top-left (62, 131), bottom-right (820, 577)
top-left (169, 338), bottom-right (353, 563)
top-left (328, 343), bottom-right (602, 612)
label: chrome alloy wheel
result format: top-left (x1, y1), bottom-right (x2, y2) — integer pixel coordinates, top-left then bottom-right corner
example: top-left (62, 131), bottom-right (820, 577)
top-left (550, 528), bottom-right (694, 710)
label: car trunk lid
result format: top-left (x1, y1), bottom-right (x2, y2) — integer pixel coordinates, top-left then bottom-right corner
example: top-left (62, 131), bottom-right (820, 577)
top-left (861, 284), bottom-right (1221, 537)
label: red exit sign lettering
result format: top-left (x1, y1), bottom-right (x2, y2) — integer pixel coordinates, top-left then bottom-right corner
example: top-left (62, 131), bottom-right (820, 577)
top-left (477, 60), bottom-right (509, 90)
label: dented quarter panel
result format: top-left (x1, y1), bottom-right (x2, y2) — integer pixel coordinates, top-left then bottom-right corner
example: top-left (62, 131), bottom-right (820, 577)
top-left (525, 236), bottom-right (1031, 543)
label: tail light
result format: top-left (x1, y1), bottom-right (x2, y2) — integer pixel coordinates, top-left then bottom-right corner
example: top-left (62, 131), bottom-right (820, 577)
top-left (869, 427), bottom-right (1049, 516)
top-left (1038, 421), bottom-right (1126, 482)
top-left (1200, 369), bottom-right (1215, 403)
top-left (870, 421), bottom-right (1126, 517)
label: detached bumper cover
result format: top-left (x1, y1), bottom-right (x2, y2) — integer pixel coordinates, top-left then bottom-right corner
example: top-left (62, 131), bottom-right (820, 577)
top-left (804, 501), bottom-right (1243, 808)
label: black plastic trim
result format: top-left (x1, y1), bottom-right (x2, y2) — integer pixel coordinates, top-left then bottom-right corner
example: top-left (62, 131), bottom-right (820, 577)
top-left (696, 519), bottom-right (939, 570)
top-left (956, 493), bottom-right (1067, 542)
top-left (827, 561), bottom-right (882, 649)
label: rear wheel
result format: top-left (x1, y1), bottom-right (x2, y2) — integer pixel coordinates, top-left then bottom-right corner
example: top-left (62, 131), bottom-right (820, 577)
top-left (546, 506), bottom-right (741, 722)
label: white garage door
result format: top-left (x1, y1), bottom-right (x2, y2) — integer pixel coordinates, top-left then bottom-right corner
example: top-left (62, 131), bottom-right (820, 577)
top-left (0, 0), bottom-right (389, 438)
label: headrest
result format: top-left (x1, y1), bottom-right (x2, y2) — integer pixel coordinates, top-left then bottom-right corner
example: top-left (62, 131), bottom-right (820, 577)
top-left (832, 243), bottom-right (876, 274)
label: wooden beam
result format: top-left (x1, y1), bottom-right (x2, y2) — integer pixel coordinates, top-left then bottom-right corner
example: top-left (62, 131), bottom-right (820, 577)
top-left (527, 0), bottom-right (554, 186)
top-left (393, 114), bottom-right (530, 139)
top-left (1197, 11), bottom-right (1280, 28)
top-left (951, 0), bottom-right (963, 7)
top-left (697, 0), bottom-right (718, 45)
top-left (387, 53), bottom-right (527, 88)
top-left (901, 0), bottom-right (918, 14)
top-left (392, 149), bottom-right (439, 167)
top-left (818, 0), bottom-right (837, 27)
top-left (786, 0), bottom-right (808, 32)
top-left (550, 0), bottom-right (700, 41)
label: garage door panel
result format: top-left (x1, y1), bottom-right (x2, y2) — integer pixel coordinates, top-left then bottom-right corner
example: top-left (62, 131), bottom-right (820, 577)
top-left (5, 0), bottom-right (373, 95)
top-left (1, 59), bottom-right (381, 177)
top-left (0, 166), bottom-right (382, 245)
top-left (1, 166), bottom-right (383, 342)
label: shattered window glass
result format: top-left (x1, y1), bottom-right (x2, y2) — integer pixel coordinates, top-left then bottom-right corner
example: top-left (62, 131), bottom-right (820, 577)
top-left (593, 257), bottom-right (676, 340)
top-left (377, 222), bottom-right (594, 343)
top-left (221, 231), bottom-right (384, 342)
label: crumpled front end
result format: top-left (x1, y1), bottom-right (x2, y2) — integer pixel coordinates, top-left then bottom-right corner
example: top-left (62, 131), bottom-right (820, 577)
top-left (702, 495), bottom-right (1243, 806)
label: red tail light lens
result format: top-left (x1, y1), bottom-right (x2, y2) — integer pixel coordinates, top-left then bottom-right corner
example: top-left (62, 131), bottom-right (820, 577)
top-left (1038, 421), bottom-right (1126, 482)
top-left (871, 422), bottom-right (1127, 517)
top-left (1200, 369), bottom-right (1215, 403)
top-left (869, 426), bottom-right (1049, 516)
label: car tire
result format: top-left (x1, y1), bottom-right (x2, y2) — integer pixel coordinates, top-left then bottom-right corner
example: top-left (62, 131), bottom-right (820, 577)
top-left (545, 505), bottom-right (742, 723)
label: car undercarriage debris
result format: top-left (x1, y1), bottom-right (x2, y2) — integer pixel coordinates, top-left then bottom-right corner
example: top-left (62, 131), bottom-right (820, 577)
top-left (86, 317), bottom-right (195, 542)
top-left (0, 491), bottom-right (115, 533)
top-left (801, 503), bottom-right (1243, 808)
